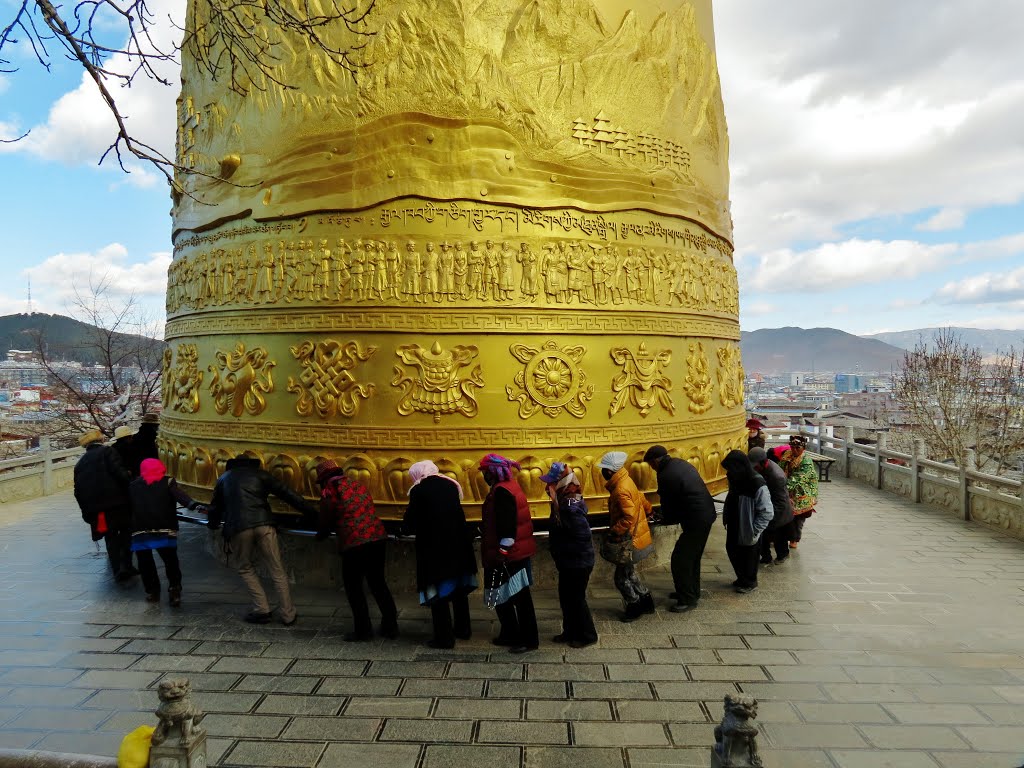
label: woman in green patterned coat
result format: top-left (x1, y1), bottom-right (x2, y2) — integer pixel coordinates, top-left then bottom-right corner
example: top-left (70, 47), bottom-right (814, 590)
top-left (779, 435), bottom-right (818, 548)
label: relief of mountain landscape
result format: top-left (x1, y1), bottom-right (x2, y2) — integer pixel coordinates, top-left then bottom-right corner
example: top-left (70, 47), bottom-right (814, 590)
top-left (178, 0), bottom-right (727, 207)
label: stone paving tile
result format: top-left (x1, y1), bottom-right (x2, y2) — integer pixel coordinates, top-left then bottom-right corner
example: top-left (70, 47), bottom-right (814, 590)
top-left (423, 745), bottom-right (521, 768)
top-left (830, 751), bottom-right (941, 768)
top-left (446, 662), bottom-right (523, 680)
top-left (380, 718), bottom-right (473, 743)
top-left (652, 681), bottom-right (737, 700)
top-left (477, 720), bottom-right (568, 745)
top-left (761, 723), bottom-right (869, 749)
top-left (399, 678), bottom-right (482, 698)
top-left (155, 671), bottom-right (241, 691)
top-left (614, 700), bottom-right (705, 722)
top-left (794, 702), bottom-right (894, 723)
top-left (930, 751), bottom-right (1024, 767)
top-left (0, 686), bottom-right (94, 707)
top-left (209, 656), bottom-right (291, 674)
top-left (234, 674), bottom-right (320, 694)
top-left (526, 700), bottom-right (610, 721)
top-left (573, 721), bottom-right (669, 747)
top-left (33, 730), bottom-right (124, 756)
top-left (859, 724), bottom-right (970, 750)
top-left (255, 693), bottom-right (345, 716)
top-left (120, 638), bottom-right (200, 654)
top-left (526, 746), bottom-right (625, 768)
top-left (202, 713), bottom-right (290, 738)
top-left (317, 743), bottom-right (420, 768)
top-left (287, 659), bottom-right (367, 676)
top-left (281, 716), bottom-right (380, 741)
top-left (952, 725), bottom-right (1024, 752)
top-left (369, 660), bottom-right (447, 677)
top-left (131, 653), bottom-right (218, 672)
top-left (343, 696), bottom-right (431, 718)
top-left (0, 730), bottom-right (42, 749)
top-left (67, 669), bottom-right (159, 689)
top-left (570, 681), bottom-right (651, 700)
top-left (528, 663), bottom-right (606, 681)
top-left (435, 698), bottom-right (522, 720)
top-left (224, 740), bottom-right (326, 767)
top-left (882, 703), bottom-right (989, 725)
top-left (488, 681), bottom-right (567, 699)
top-left (688, 664), bottom-right (768, 682)
top-left (626, 748), bottom-right (708, 768)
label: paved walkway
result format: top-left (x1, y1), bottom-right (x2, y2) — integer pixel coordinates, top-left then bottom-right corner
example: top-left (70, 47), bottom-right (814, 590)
top-left (1, 479), bottom-right (1023, 768)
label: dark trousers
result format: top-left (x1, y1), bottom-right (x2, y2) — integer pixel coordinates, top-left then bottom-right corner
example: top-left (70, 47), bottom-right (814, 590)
top-left (103, 524), bottom-right (134, 577)
top-left (495, 587), bottom-right (539, 649)
top-left (430, 590), bottom-right (472, 646)
top-left (760, 525), bottom-right (791, 561)
top-left (135, 547), bottom-right (181, 595)
top-left (341, 540), bottom-right (398, 636)
top-left (671, 522), bottom-right (713, 606)
top-left (725, 527), bottom-right (760, 588)
top-left (791, 515), bottom-right (808, 542)
top-left (557, 567), bottom-right (597, 644)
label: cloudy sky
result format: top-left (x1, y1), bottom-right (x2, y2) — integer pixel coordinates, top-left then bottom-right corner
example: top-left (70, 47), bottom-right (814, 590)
top-left (1, 0), bottom-right (1022, 336)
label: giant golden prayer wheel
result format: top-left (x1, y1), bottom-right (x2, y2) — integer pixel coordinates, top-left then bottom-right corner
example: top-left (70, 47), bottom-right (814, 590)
top-left (162, 0), bottom-right (745, 519)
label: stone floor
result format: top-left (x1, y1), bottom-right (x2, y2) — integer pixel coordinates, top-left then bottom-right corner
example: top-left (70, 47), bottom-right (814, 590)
top-left (1, 479), bottom-right (1023, 768)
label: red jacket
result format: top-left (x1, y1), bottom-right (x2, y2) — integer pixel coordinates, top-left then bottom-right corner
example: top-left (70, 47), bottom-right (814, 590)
top-left (481, 479), bottom-right (535, 568)
top-left (318, 475), bottom-right (387, 552)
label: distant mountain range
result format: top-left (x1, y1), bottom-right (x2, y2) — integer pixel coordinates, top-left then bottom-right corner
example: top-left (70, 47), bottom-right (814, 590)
top-left (864, 327), bottom-right (1023, 357)
top-left (0, 314), bottom-right (162, 365)
top-left (741, 327), bottom-right (907, 375)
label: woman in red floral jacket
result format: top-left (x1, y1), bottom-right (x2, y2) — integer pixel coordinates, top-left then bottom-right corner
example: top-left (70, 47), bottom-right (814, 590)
top-left (316, 460), bottom-right (398, 641)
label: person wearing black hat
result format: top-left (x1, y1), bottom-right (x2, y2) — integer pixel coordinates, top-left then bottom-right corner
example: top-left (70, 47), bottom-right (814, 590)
top-left (746, 418), bottom-right (766, 450)
top-left (643, 445), bottom-right (717, 612)
top-left (748, 447), bottom-right (794, 564)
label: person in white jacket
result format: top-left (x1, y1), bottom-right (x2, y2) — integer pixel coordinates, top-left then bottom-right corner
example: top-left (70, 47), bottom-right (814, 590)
top-left (720, 450), bottom-right (774, 594)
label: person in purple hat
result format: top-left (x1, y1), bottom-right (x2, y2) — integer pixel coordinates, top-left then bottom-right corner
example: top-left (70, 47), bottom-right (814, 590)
top-left (542, 462), bottom-right (598, 649)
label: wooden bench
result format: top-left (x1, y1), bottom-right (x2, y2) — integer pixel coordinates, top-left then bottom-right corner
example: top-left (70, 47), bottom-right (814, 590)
top-left (805, 451), bottom-right (835, 482)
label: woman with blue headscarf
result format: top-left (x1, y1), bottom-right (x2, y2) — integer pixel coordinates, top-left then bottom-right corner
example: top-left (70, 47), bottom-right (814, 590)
top-left (479, 454), bottom-right (538, 654)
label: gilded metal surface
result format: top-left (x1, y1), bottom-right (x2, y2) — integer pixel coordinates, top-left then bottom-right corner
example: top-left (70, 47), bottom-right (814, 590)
top-left (166, 0), bottom-right (742, 518)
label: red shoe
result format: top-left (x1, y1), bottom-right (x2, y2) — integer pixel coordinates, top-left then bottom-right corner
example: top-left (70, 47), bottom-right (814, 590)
top-left (789, 541), bottom-right (799, 549)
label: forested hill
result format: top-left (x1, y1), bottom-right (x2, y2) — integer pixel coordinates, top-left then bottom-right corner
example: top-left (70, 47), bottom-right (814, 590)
top-left (0, 313), bottom-right (162, 364)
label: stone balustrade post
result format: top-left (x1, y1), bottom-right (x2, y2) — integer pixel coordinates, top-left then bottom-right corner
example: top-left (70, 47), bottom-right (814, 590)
top-left (843, 427), bottom-right (853, 479)
top-left (875, 433), bottom-right (887, 490)
top-left (960, 448), bottom-right (976, 522)
top-left (40, 436), bottom-right (53, 495)
top-left (910, 439), bottom-right (925, 504)
top-left (814, 419), bottom-right (825, 454)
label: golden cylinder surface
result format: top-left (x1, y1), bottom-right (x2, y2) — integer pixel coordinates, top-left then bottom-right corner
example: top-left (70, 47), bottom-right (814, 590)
top-left (163, 0), bottom-right (744, 518)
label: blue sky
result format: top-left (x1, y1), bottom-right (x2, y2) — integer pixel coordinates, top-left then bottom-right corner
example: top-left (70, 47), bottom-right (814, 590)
top-left (1, 0), bottom-right (1022, 337)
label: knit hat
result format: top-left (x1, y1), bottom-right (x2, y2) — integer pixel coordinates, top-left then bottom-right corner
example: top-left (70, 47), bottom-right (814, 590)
top-left (539, 462), bottom-right (567, 484)
top-left (316, 459), bottom-right (341, 485)
top-left (748, 447), bottom-right (768, 465)
top-left (140, 458), bottom-right (166, 485)
top-left (479, 454), bottom-right (520, 483)
top-left (597, 451), bottom-right (628, 472)
top-left (643, 445), bottom-right (669, 464)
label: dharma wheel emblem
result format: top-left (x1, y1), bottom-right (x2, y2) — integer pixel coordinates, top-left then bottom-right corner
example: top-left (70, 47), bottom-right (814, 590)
top-left (392, 341), bottom-right (484, 423)
top-left (507, 341), bottom-right (593, 419)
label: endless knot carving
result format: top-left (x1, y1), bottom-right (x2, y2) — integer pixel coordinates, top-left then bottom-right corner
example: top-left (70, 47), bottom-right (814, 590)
top-left (716, 344), bottom-right (745, 409)
top-left (287, 340), bottom-right (377, 420)
top-left (208, 342), bottom-right (275, 417)
top-left (163, 344), bottom-right (204, 414)
top-left (392, 341), bottom-right (483, 423)
top-left (609, 342), bottom-right (675, 418)
top-left (683, 342), bottom-right (714, 415)
top-left (507, 340), bottom-right (593, 420)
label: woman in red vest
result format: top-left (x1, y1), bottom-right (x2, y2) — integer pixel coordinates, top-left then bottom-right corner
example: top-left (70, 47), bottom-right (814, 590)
top-left (479, 454), bottom-right (539, 654)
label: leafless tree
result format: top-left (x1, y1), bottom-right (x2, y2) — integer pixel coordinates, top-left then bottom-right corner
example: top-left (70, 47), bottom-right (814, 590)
top-left (895, 328), bottom-right (1024, 475)
top-left (29, 275), bottom-right (165, 442)
top-left (1, 0), bottom-right (375, 181)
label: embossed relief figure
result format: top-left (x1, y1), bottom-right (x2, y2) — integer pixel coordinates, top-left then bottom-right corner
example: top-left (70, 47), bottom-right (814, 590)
top-left (483, 240), bottom-right (501, 301)
top-left (334, 239), bottom-right (353, 300)
top-left (401, 240), bottom-right (423, 302)
top-left (423, 242), bottom-right (440, 301)
top-left (392, 342), bottom-right (484, 423)
top-left (609, 343), bottom-right (675, 418)
top-left (499, 241), bottom-right (516, 300)
top-left (385, 241), bottom-right (402, 300)
top-left (208, 343), bottom-right (275, 418)
top-left (453, 242), bottom-right (469, 299)
top-left (518, 243), bottom-right (539, 300)
top-left (288, 340), bottom-right (377, 420)
top-left (439, 242), bottom-right (456, 300)
top-left (467, 241), bottom-right (484, 299)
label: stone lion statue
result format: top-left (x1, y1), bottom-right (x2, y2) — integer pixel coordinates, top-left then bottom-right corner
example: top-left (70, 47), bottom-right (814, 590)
top-left (152, 678), bottom-right (206, 747)
top-left (713, 694), bottom-right (762, 767)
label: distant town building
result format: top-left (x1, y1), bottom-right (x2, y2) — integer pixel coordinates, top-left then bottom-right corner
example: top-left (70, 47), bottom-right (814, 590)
top-left (835, 373), bottom-right (865, 394)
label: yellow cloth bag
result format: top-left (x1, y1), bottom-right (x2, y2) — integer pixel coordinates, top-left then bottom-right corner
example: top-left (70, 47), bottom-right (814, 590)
top-left (117, 725), bottom-right (155, 768)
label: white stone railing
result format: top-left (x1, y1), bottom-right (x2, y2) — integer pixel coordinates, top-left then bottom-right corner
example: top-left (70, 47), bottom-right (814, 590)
top-left (765, 427), bottom-right (1024, 541)
top-left (0, 437), bottom-right (80, 504)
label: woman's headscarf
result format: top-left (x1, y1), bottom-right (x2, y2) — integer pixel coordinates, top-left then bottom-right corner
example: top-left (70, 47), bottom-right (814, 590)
top-left (409, 459), bottom-right (464, 500)
top-left (140, 458), bottom-right (166, 486)
top-left (479, 454), bottom-right (520, 483)
top-left (316, 459), bottom-right (344, 487)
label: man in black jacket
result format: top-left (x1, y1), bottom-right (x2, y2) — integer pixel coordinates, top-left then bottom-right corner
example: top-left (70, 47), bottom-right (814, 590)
top-left (749, 447), bottom-right (794, 564)
top-left (644, 445), bottom-right (717, 612)
top-left (74, 428), bottom-right (137, 582)
top-left (207, 456), bottom-right (315, 625)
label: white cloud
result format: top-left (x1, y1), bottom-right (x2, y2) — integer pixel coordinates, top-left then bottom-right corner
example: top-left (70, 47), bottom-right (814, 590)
top-left (741, 301), bottom-right (779, 317)
top-left (743, 239), bottom-right (955, 293)
top-left (715, 3), bottom-right (1024, 251)
top-left (1, 0), bottom-right (182, 170)
top-left (935, 267), bottom-right (1024, 305)
top-left (917, 208), bottom-right (966, 232)
top-left (23, 245), bottom-right (171, 314)
top-left (0, 74), bottom-right (9, 95)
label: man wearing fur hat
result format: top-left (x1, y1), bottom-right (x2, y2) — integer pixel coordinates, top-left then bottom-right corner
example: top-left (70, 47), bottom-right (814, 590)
top-left (74, 428), bottom-right (137, 582)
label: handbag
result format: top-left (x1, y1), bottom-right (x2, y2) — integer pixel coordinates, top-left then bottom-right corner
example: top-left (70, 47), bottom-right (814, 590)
top-left (599, 506), bottom-right (643, 565)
